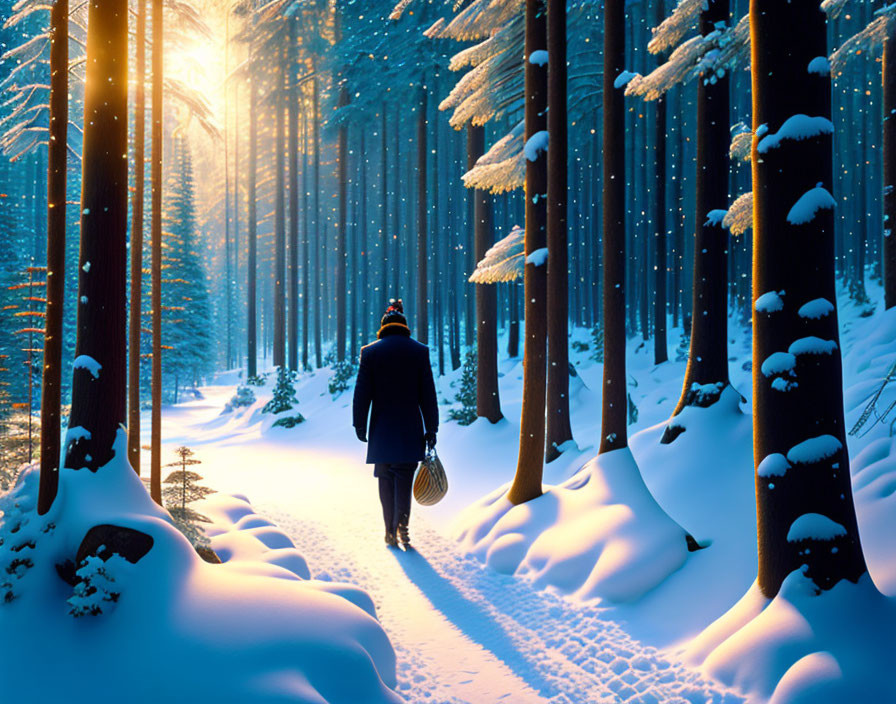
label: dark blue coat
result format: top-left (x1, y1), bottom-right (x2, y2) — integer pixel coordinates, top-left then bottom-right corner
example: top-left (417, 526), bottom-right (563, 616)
top-left (352, 326), bottom-right (439, 466)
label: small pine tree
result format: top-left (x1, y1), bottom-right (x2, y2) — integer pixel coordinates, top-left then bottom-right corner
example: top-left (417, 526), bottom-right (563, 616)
top-left (224, 384), bottom-right (255, 412)
top-left (162, 447), bottom-right (215, 549)
top-left (590, 323), bottom-right (604, 363)
top-left (263, 366), bottom-right (298, 414)
top-left (328, 359), bottom-right (356, 396)
top-left (448, 350), bottom-right (477, 426)
top-left (675, 330), bottom-right (690, 363)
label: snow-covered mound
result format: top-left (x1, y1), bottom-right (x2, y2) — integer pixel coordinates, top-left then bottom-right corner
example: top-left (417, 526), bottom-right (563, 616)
top-left (0, 433), bottom-right (400, 704)
top-left (687, 570), bottom-right (896, 704)
top-left (453, 447), bottom-right (690, 602)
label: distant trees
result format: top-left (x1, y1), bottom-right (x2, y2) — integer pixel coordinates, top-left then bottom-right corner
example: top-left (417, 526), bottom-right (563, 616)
top-left (751, 0), bottom-right (867, 596)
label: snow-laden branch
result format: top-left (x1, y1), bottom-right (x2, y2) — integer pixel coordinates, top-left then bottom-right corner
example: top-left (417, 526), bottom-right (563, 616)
top-left (648, 0), bottom-right (703, 55)
top-left (830, 12), bottom-right (892, 76)
top-left (469, 224), bottom-right (525, 283)
top-left (462, 119), bottom-right (525, 194)
top-left (723, 192), bottom-right (753, 236)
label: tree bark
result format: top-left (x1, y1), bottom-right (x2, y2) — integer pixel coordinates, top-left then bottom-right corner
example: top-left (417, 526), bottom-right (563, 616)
top-left (38, 0), bottom-right (69, 514)
top-left (288, 21), bottom-right (299, 370)
top-left (312, 75), bottom-right (322, 368)
top-left (64, 0), bottom-right (128, 474)
top-left (416, 89), bottom-right (429, 344)
top-left (599, 0), bottom-right (627, 454)
top-left (884, 16), bottom-right (896, 309)
top-left (247, 67), bottom-right (258, 378)
top-left (666, 0), bottom-right (730, 428)
top-left (469, 125), bottom-right (503, 423)
top-left (545, 0), bottom-right (573, 462)
top-left (273, 53), bottom-right (286, 369)
top-left (507, 0), bottom-right (548, 505)
top-left (652, 0), bottom-right (668, 365)
top-left (336, 83), bottom-right (349, 361)
top-left (149, 0), bottom-right (163, 504)
top-left (381, 105), bottom-right (389, 306)
top-left (752, 0), bottom-right (867, 597)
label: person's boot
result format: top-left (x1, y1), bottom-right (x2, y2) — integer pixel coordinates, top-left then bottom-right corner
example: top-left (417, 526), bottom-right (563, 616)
top-left (397, 522), bottom-right (410, 549)
top-left (384, 530), bottom-right (398, 548)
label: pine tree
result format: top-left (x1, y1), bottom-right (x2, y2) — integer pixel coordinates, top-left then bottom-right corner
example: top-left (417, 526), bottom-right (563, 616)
top-left (449, 350), bottom-right (478, 426)
top-left (161, 139), bottom-right (214, 402)
top-left (162, 446), bottom-right (215, 548)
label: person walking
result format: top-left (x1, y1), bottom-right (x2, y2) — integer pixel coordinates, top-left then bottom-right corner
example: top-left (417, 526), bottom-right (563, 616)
top-left (353, 299), bottom-right (439, 549)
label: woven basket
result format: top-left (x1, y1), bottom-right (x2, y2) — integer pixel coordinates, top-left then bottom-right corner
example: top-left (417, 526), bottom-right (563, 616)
top-left (413, 450), bottom-right (448, 506)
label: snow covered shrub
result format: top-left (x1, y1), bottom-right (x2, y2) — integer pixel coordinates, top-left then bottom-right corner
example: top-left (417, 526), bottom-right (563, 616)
top-left (590, 324), bottom-right (604, 362)
top-left (676, 328), bottom-right (690, 362)
top-left (163, 447), bottom-right (215, 549)
top-left (272, 414), bottom-right (305, 429)
top-left (448, 350), bottom-right (477, 426)
top-left (571, 340), bottom-right (589, 354)
top-left (0, 469), bottom-right (51, 604)
top-left (328, 359), bottom-right (356, 396)
top-left (223, 384), bottom-right (255, 413)
top-left (246, 373), bottom-right (266, 387)
top-left (67, 553), bottom-right (127, 617)
top-left (263, 367), bottom-right (298, 414)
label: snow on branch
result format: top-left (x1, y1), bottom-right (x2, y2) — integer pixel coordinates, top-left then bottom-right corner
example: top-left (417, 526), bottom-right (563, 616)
top-left (469, 225), bottom-right (525, 283)
top-left (723, 192), bottom-right (753, 235)
top-left (462, 119), bottom-right (525, 193)
top-left (729, 122), bottom-right (752, 162)
top-left (830, 12), bottom-right (891, 76)
top-left (438, 0), bottom-right (522, 42)
top-left (821, 0), bottom-right (851, 20)
top-left (648, 0), bottom-right (704, 54)
top-left (625, 35), bottom-right (707, 101)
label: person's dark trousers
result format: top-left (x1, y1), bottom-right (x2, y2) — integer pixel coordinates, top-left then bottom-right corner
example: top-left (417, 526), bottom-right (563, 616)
top-left (375, 463), bottom-right (416, 534)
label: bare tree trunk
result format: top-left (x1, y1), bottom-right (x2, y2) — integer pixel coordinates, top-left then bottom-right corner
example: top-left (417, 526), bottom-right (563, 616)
top-left (288, 21), bottom-right (299, 370)
top-left (247, 67), bottom-right (258, 378)
top-left (38, 0), bottom-right (69, 514)
top-left (380, 105), bottom-right (389, 303)
top-left (469, 125), bottom-right (503, 423)
top-left (416, 88), bottom-right (429, 344)
top-left (545, 0), bottom-right (573, 462)
top-left (652, 0), bottom-right (668, 365)
top-left (312, 75), bottom-right (322, 368)
top-left (884, 16), bottom-right (896, 309)
top-left (273, 54), bottom-right (286, 369)
top-left (665, 0), bottom-right (730, 434)
top-left (149, 0), bottom-right (163, 504)
top-left (599, 0), bottom-right (627, 454)
top-left (336, 83), bottom-right (349, 361)
top-left (507, 0), bottom-right (548, 505)
top-left (752, 0), bottom-right (867, 597)
top-left (65, 0), bottom-right (128, 473)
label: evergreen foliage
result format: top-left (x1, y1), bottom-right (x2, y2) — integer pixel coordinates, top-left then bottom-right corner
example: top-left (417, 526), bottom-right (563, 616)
top-left (448, 349), bottom-right (477, 425)
top-left (590, 324), bottom-right (604, 363)
top-left (263, 366), bottom-right (299, 414)
top-left (224, 385), bottom-right (256, 412)
top-left (68, 554), bottom-right (125, 617)
top-left (328, 359), bottom-right (356, 396)
top-left (160, 139), bottom-right (214, 401)
top-left (162, 447), bottom-right (215, 549)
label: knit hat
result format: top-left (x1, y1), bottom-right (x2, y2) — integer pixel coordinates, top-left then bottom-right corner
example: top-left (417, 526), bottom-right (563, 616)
top-left (378, 298), bottom-right (410, 339)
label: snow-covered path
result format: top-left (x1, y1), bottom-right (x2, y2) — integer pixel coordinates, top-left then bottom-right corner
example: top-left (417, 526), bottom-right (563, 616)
top-left (153, 384), bottom-right (744, 704)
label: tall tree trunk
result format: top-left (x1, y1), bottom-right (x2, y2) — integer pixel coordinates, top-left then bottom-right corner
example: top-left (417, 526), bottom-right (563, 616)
top-left (507, 0), bottom-right (548, 505)
top-left (469, 125), bottom-right (503, 423)
top-left (416, 88), bottom-right (429, 344)
top-left (884, 16), bottom-right (896, 309)
top-left (653, 0), bottom-right (668, 365)
top-left (336, 83), bottom-right (349, 361)
top-left (380, 105), bottom-right (389, 304)
top-left (599, 0), bottom-right (627, 454)
top-left (247, 68), bottom-right (258, 379)
top-left (288, 21), bottom-right (299, 370)
top-left (64, 0), bottom-right (128, 473)
top-left (224, 19), bottom-right (232, 370)
top-left (360, 130), bottom-right (370, 346)
top-left (302, 107), bottom-right (310, 370)
top-left (38, 0), bottom-right (69, 514)
top-left (149, 0), bottom-right (163, 504)
top-left (545, 0), bottom-right (573, 462)
top-left (312, 75), bottom-right (323, 368)
top-left (273, 56), bottom-right (286, 369)
top-left (665, 0), bottom-right (730, 434)
top-left (752, 0), bottom-right (867, 597)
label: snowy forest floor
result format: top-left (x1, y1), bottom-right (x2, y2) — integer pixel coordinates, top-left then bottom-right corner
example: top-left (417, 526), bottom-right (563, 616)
top-left (143, 280), bottom-right (896, 704)
top-left (155, 383), bottom-right (744, 704)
